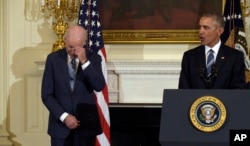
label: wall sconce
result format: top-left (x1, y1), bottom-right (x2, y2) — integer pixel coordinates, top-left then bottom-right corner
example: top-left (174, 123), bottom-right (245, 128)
top-left (40, 0), bottom-right (80, 52)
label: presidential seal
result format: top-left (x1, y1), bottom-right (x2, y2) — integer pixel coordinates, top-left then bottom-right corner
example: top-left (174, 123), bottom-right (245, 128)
top-left (189, 96), bottom-right (226, 132)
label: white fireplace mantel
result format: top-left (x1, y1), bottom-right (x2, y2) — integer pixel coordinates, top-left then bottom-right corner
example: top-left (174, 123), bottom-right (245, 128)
top-left (107, 60), bottom-right (181, 74)
top-left (35, 60), bottom-right (181, 103)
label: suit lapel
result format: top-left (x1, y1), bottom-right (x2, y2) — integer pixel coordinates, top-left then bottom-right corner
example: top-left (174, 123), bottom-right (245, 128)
top-left (196, 46), bottom-right (207, 88)
top-left (212, 44), bottom-right (226, 87)
top-left (215, 44), bottom-right (226, 73)
top-left (73, 61), bottom-right (83, 92)
top-left (58, 49), bottom-right (72, 92)
top-left (197, 46), bottom-right (206, 69)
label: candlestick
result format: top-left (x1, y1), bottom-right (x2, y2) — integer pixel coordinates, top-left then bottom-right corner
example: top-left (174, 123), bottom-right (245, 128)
top-left (41, 0), bottom-right (80, 51)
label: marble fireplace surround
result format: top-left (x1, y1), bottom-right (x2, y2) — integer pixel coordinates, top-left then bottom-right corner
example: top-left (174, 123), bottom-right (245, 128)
top-left (35, 60), bottom-right (181, 104)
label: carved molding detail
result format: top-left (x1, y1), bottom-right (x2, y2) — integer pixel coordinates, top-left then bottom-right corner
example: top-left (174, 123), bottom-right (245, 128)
top-left (35, 60), bottom-right (181, 72)
top-left (107, 60), bottom-right (181, 74)
top-left (35, 60), bottom-right (181, 103)
top-left (0, 129), bottom-right (12, 146)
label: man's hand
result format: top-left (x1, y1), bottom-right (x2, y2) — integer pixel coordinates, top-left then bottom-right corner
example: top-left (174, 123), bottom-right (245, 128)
top-left (74, 47), bottom-right (88, 64)
top-left (64, 114), bottom-right (80, 129)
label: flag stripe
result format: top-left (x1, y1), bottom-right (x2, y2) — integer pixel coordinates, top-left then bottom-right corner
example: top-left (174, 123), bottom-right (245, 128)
top-left (78, 0), bottom-right (111, 145)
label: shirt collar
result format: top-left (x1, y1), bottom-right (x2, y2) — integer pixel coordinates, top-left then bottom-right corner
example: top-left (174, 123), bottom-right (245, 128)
top-left (205, 40), bottom-right (221, 55)
top-left (67, 55), bottom-right (79, 64)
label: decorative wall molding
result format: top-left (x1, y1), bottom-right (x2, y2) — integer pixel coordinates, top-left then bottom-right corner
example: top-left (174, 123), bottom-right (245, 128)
top-left (0, 0), bottom-right (12, 145)
top-left (107, 60), bottom-right (181, 103)
top-left (0, 130), bottom-right (12, 146)
top-left (107, 60), bottom-right (180, 74)
top-left (35, 60), bottom-right (181, 103)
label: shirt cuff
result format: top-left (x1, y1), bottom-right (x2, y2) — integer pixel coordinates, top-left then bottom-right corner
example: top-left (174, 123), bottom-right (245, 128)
top-left (81, 60), bottom-right (90, 70)
top-left (60, 112), bottom-right (69, 122)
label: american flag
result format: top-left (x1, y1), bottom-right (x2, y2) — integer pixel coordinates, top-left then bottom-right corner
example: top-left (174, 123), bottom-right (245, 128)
top-left (221, 0), bottom-right (250, 70)
top-left (78, 0), bottom-right (111, 145)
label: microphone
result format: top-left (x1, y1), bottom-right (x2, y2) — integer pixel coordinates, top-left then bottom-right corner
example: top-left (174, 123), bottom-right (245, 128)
top-left (199, 68), bottom-right (205, 78)
top-left (198, 67), bottom-right (211, 84)
top-left (198, 64), bottom-right (218, 88)
top-left (211, 64), bottom-right (218, 77)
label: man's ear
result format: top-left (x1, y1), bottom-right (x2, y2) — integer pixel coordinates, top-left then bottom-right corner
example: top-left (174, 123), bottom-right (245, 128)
top-left (218, 27), bottom-right (224, 36)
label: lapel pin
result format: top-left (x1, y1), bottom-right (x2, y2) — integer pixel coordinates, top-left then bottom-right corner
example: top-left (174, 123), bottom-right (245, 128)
top-left (221, 57), bottom-right (225, 59)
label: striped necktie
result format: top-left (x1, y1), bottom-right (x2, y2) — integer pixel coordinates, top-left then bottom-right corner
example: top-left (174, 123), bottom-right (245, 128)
top-left (68, 58), bottom-right (76, 90)
top-left (207, 49), bottom-right (214, 77)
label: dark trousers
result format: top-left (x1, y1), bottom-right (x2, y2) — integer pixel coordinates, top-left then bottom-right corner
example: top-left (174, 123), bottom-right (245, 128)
top-left (51, 130), bottom-right (95, 146)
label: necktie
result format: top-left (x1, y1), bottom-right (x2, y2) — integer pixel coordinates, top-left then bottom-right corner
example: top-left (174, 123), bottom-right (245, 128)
top-left (71, 58), bottom-right (76, 71)
top-left (206, 49), bottom-right (214, 77)
top-left (68, 58), bottom-right (76, 90)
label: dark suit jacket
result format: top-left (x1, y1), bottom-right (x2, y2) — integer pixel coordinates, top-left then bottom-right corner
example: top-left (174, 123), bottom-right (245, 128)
top-left (41, 48), bottom-right (105, 139)
top-left (178, 44), bottom-right (246, 89)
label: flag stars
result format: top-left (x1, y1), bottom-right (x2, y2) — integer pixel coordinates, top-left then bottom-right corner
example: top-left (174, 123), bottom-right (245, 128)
top-left (78, 20), bottom-right (82, 25)
top-left (80, 10), bottom-right (84, 16)
top-left (89, 40), bottom-right (93, 47)
top-left (223, 17), bottom-right (227, 21)
top-left (238, 14), bottom-right (242, 19)
top-left (85, 10), bottom-right (90, 16)
top-left (78, 0), bottom-right (105, 53)
top-left (97, 21), bottom-right (101, 27)
top-left (84, 20), bottom-right (88, 26)
top-left (95, 41), bottom-right (100, 47)
top-left (224, 13), bottom-right (243, 22)
top-left (92, 1), bottom-right (97, 7)
top-left (91, 21), bottom-right (95, 27)
top-left (96, 31), bottom-right (101, 37)
top-left (90, 30), bottom-right (94, 37)
top-left (92, 11), bottom-right (96, 17)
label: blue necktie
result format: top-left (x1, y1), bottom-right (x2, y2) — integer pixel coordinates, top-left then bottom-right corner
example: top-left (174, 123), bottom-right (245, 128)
top-left (68, 58), bottom-right (76, 90)
top-left (207, 49), bottom-right (214, 77)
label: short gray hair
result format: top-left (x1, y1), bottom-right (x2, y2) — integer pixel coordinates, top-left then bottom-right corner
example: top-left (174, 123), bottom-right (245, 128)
top-left (201, 11), bottom-right (225, 28)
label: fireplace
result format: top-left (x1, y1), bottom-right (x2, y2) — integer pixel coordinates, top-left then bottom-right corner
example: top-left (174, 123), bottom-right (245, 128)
top-left (109, 104), bottom-right (162, 146)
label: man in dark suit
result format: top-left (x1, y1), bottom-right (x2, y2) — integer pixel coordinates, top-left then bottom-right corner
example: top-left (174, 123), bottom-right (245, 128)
top-left (178, 11), bottom-right (246, 89)
top-left (41, 25), bottom-right (105, 146)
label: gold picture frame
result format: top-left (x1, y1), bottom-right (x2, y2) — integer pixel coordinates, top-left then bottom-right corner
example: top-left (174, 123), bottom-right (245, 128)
top-left (99, 0), bottom-right (224, 44)
top-left (102, 29), bottom-right (199, 44)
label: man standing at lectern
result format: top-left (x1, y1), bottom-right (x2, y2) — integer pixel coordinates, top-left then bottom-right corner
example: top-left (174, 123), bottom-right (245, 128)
top-left (178, 11), bottom-right (246, 89)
